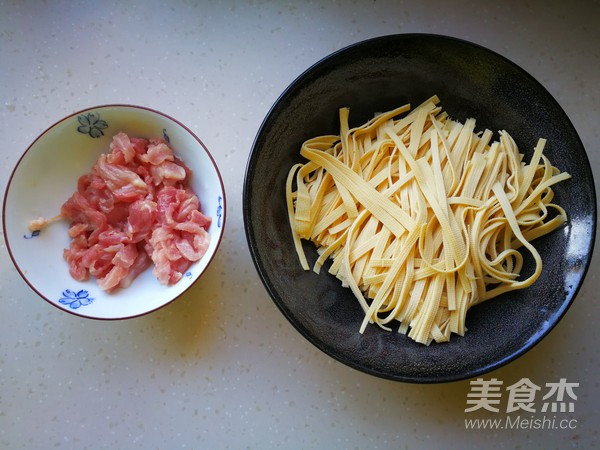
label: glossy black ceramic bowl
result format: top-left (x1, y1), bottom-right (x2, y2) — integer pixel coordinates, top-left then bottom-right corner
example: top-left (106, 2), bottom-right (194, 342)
top-left (243, 34), bottom-right (596, 383)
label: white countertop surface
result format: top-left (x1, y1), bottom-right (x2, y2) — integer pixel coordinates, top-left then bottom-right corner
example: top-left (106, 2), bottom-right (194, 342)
top-left (1, 1), bottom-right (598, 448)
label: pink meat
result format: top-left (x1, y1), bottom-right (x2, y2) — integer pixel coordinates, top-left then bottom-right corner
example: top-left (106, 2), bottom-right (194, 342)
top-left (106, 202), bottom-right (130, 227)
top-left (94, 154), bottom-right (148, 202)
top-left (126, 199), bottom-right (157, 243)
top-left (108, 132), bottom-right (136, 165)
top-left (174, 155), bottom-right (193, 180)
top-left (61, 132), bottom-right (212, 292)
top-left (138, 141), bottom-right (174, 165)
top-left (97, 265), bottom-right (129, 291)
top-left (61, 192), bottom-right (107, 231)
top-left (175, 228), bottom-right (210, 261)
top-left (64, 235), bottom-right (90, 281)
top-left (98, 227), bottom-right (128, 246)
top-left (112, 243), bottom-right (138, 268)
top-left (78, 173), bottom-right (114, 214)
top-left (130, 137), bottom-right (150, 155)
top-left (68, 223), bottom-right (88, 238)
top-left (85, 245), bottom-right (114, 279)
top-left (149, 161), bottom-right (187, 186)
top-left (119, 245), bottom-right (151, 289)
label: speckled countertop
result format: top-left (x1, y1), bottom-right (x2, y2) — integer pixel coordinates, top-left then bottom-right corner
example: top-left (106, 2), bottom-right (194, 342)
top-left (1, 1), bottom-right (598, 449)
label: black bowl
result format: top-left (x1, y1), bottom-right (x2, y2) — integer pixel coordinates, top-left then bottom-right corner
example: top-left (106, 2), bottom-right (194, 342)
top-left (243, 34), bottom-right (596, 383)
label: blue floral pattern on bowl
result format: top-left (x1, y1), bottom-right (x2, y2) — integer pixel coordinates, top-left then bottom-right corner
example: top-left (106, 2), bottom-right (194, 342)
top-left (77, 112), bottom-right (108, 138)
top-left (59, 289), bottom-right (94, 309)
top-left (217, 196), bottom-right (223, 227)
top-left (23, 230), bottom-right (41, 239)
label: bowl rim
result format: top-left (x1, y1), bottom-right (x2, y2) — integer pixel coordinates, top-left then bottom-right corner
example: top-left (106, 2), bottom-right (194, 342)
top-left (3, 103), bottom-right (227, 320)
top-left (243, 33), bottom-right (597, 382)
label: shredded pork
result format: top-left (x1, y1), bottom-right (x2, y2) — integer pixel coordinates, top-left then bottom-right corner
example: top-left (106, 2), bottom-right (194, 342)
top-left (60, 132), bottom-right (211, 291)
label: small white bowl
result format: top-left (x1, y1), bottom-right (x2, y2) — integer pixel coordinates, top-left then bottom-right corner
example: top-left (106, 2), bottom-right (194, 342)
top-left (3, 105), bottom-right (226, 319)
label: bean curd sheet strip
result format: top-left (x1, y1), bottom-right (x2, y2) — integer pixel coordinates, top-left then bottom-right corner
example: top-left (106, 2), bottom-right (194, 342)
top-left (286, 97), bottom-right (570, 345)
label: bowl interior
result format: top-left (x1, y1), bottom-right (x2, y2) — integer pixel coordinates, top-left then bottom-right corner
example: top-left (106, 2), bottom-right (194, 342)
top-left (244, 34), bottom-right (596, 382)
top-left (4, 105), bottom-right (225, 319)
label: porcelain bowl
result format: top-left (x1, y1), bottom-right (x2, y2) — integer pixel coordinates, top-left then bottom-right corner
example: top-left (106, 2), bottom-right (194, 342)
top-left (3, 104), bottom-right (226, 319)
top-left (243, 34), bottom-right (596, 382)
